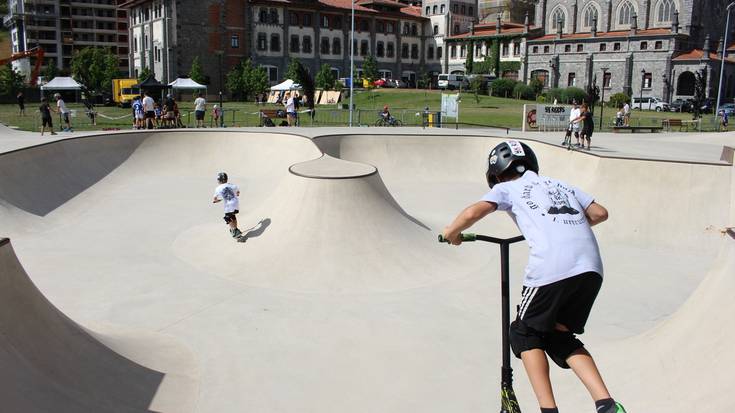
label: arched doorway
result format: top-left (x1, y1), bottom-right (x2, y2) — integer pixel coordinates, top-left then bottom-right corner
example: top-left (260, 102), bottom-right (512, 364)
top-left (676, 71), bottom-right (695, 96)
top-left (531, 69), bottom-right (549, 87)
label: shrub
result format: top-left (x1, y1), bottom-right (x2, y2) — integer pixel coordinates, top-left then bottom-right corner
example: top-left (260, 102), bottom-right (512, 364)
top-left (529, 77), bottom-right (544, 96)
top-left (562, 87), bottom-right (587, 104)
top-left (513, 83), bottom-right (536, 100)
top-left (608, 92), bottom-right (631, 108)
top-left (490, 78), bottom-right (517, 98)
top-left (536, 95), bottom-right (546, 103)
top-left (545, 88), bottom-right (564, 104)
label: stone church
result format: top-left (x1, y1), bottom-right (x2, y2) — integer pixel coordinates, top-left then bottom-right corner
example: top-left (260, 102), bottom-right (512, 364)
top-left (525, 0), bottom-right (735, 103)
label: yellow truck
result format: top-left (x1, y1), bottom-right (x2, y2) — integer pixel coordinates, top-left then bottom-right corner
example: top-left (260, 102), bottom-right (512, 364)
top-left (112, 78), bottom-right (140, 107)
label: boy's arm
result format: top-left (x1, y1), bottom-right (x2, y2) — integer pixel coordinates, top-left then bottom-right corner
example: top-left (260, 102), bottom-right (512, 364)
top-left (585, 202), bottom-right (608, 226)
top-left (442, 201), bottom-right (497, 245)
top-left (213, 196), bottom-right (221, 203)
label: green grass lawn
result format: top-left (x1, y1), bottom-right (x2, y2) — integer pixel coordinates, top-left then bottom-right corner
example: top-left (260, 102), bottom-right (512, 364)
top-left (0, 88), bottom-right (711, 133)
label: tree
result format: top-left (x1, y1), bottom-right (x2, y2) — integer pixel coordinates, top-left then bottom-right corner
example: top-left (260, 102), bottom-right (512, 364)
top-left (70, 47), bottom-right (120, 94)
top-left (241, 60), bottom-right (269, 101)
top-left (418, 69), bottom-right (431, 89)
top-left (225, 61), bottom-right (245, 100)
top-left (465, 41), bottom-right (474, 74)
top-left (41, 59), bottom-right (59, 82)
top-left (362, 55), bottom-right (378, 83)
top-left (315, 64), bottom-right (336, 90)
top-left (292, 60), bottom-right (315, 113)
top-left (285, 59), bottom-right (300, 81)
top-left (0, 64), bottom-right (25, 96)
top-left (585, 75), bottom-right (600, 107)
top-left (691, 69), bottom-right (707, 119)
top-left (137, 66), bottom-right (152, 83)
top-left (189, 56), bottom-right (206, 84)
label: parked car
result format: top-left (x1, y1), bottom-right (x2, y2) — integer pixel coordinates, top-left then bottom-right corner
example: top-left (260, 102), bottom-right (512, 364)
top-left (719, 103), bottom-right (735, 116)
top-left (669, 98), bottom-right (693, 112)
top-left (373, 78), bottom-right (387, 87)
top-left (700, 98), bottom-right (714, 114)
top-left (632, 96), bottom-right (669, 111)
top-left (437, 74), bottom-right (469, 90)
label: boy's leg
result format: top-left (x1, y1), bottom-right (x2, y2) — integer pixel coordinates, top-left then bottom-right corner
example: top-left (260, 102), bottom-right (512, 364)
top-left (565, 346), bottom-right (611, 401)
top-left (520, 349), bottom-right (557, 409)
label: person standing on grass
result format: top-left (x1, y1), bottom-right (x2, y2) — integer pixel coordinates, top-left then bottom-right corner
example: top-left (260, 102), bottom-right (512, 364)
top-left (142, 91), bottom-right (155, 129)
top-left (194, 93), bottom-right (206, 128)
top-left (39, 97), bottom-right (57, 136)
top-left (17, 91), bottom-right (25, 116)
top-left (622, 101), bottom-right (631, 126)
top-left (442, 140), bottom-right (626, 413)
top-left (54, 93), bottom-right (72, 132)
top-left (284, 92), bottom-right (298, 126)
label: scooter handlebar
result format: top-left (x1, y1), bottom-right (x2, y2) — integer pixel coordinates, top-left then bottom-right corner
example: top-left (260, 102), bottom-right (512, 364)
top-left (438, 233), bottom-right (477, 243)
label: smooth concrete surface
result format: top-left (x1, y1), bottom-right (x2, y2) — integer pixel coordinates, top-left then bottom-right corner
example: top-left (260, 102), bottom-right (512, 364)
top-left (0, 125), bottom-right (733, 412)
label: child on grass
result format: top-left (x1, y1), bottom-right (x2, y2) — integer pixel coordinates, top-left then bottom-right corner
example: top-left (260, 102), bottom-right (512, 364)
top-left (442, 140), bottom-right (625, 413)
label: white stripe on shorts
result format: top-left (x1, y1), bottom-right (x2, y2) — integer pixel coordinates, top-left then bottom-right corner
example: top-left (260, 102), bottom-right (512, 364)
top-left (518, 287), bottom-right (538, 320)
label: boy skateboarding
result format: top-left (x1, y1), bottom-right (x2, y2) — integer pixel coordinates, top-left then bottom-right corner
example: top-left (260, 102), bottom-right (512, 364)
top-left (442, 140), bottom-right (625, 413)
top-left (212, 172), bottom-right (242, 239)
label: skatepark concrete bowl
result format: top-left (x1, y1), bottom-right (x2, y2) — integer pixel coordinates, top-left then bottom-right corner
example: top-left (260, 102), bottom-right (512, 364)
top-left (0, 128), bottom-right (733, 413)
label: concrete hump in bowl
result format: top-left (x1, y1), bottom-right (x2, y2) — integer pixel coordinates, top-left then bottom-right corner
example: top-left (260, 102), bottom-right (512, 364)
top-left (289, 154), bottom-right (376, 179)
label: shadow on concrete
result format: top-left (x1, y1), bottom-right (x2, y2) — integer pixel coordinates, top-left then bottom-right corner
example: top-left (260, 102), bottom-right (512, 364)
top-left (240, 218), bottom-right (271, 242)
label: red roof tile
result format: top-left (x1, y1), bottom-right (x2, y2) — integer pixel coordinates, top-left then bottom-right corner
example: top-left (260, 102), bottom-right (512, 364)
top-left (400, 5), bottom-right (422, 16)
top-left (672, 49), bottom-right (735, 63)
top-left (530, 28), bottom-right (672, 41)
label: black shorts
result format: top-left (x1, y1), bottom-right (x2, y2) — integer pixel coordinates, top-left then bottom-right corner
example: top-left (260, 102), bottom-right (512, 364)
top-left (62, 113), bottom-right (70, 123)
top-left (42, 117), bottom-right (53, 127)
top-left (145, 111), bottom-right (155, 119)
top-left (223, 210), bottom-right (239, 223)
top-left (195, 110), bottom-right (205, 120)
top-left (516, 272), bottom-right (602, 334)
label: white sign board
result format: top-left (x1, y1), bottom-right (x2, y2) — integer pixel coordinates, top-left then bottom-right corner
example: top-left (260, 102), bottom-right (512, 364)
top-left (536, 104), bottom-right (571, 131)
top-left (441, 94), bottom-right (459, 118)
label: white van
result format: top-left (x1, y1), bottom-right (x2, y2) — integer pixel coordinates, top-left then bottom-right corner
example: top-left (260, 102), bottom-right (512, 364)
top-left (437, 74), bottom-right (469, 90)
top-left (632, 96), bottom-right (669, 111)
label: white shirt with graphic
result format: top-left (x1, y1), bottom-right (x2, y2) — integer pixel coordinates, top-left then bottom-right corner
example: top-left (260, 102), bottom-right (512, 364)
top-left (214, 183), bottom-right (240, 213)
top-left (481, 171), bottom-right (603, 287)
top-left (194, 97), bottom-right (206, 111)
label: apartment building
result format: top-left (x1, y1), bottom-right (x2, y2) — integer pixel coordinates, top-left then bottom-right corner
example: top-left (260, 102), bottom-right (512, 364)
top-left (3, 0), bottom-right (130, 78)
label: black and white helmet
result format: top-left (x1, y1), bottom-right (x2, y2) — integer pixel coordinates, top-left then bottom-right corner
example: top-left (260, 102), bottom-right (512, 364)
top-left (217, 172), bottom-right (228, 183)
top-left (486, 140), bottom-right (539, 188)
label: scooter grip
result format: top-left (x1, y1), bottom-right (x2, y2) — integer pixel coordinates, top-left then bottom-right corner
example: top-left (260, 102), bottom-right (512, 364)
top-left (438, 233), bottom-right (477, 243)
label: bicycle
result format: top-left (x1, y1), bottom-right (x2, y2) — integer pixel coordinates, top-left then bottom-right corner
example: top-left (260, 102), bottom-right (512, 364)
top-left (375, 116), bottom-right (402, 127)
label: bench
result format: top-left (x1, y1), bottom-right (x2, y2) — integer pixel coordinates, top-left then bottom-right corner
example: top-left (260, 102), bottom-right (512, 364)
top-left (663, 118), bottom-right (700, 132)
top-left (612, 125), bottom-right (664, 133)
top-left (259, 109), bottom-right (287, 127)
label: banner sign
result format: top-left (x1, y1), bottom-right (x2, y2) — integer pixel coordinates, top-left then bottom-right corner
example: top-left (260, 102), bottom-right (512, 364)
top-left (536, 104), bottom-right (571, 130)
top-left (441, 94), bottom-right (459, 118)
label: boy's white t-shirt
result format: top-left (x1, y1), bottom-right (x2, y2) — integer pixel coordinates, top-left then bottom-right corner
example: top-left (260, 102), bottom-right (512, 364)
top-left (194, 97), bottom-right (206, 111)
top-left (569, 107), bottom-right (581, 125)
top-left (481, 171), bottom-right (603, 287)
top-left (214, 183), bottom-right (240, 213)
top-left (57, 99), bottom-right (70, 114)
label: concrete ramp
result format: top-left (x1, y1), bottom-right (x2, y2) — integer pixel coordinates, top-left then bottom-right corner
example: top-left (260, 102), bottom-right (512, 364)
top-left (0, 238), bottom-right (198, 413)
top-left (0, 129), bottom-right (733, 412)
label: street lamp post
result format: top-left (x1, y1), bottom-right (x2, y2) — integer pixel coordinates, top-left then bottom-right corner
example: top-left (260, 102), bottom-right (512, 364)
top-left (348, 0), bottom-right (355, 127)
top-left (640, 69), bottom-right (645, 112)
top-left (215, 50), bottom-right (224, 128)
top-left (599, 67), bottom-right (608, 128)
top-left (716, 1), bottom-right (735, 118)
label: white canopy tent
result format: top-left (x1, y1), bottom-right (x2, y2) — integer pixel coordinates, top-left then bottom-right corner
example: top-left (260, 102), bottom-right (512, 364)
top-left (168, 78), bottom-right (207, 90)
top-left (270, 79), bottom-right (302, 91)
top-left (40, 77), bottom-right (84, 91)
